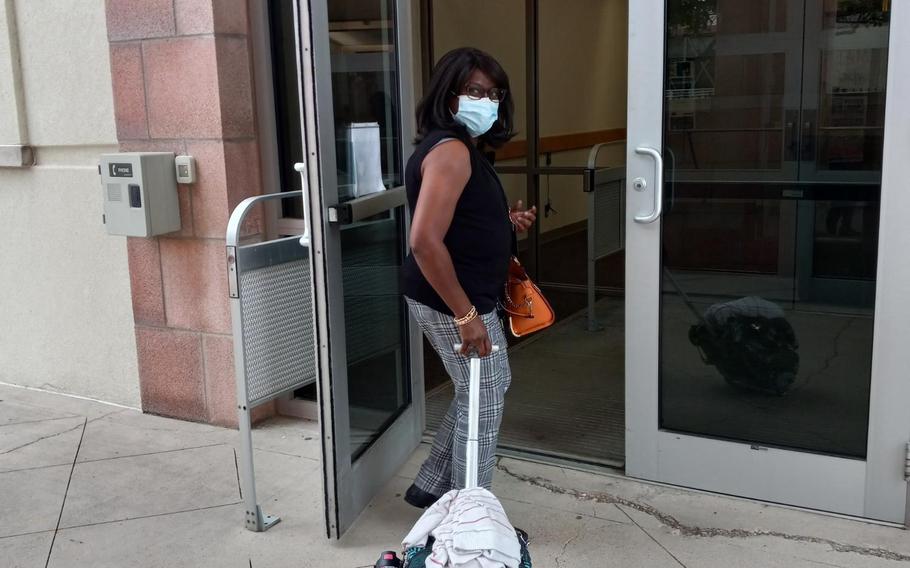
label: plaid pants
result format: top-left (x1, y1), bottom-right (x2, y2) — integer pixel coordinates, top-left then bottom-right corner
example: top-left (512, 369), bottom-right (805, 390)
top-left (406, 298), bottom-right (511, 495)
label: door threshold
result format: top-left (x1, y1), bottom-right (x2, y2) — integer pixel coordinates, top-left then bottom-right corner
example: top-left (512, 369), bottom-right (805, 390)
top-left (497, 446), bottom-right (624, 474)
top-left (482, 440), bottom-right (905, 529)
top-left (276, 396), bottom-right (318, 421)
top-left (497, 445), bottom-right (905, 529)
top-left (420, 433), bottom-right (625, 474)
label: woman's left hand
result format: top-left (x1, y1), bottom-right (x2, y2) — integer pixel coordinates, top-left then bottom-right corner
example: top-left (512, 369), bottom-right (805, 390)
top-left (509, 200), bottom-right (537, 232)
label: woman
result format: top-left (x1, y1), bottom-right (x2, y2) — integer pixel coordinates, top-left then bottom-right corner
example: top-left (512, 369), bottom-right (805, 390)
top-left (401, 47), bottom-right (536, 508)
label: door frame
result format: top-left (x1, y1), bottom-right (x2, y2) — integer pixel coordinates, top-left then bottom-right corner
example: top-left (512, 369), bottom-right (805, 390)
top-left (625, 0), bottom-right (909, 524)
top-left (294, 0), bottom-right (425, 538)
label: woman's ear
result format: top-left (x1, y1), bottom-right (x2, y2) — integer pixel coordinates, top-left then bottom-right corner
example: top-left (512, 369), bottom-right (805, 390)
top-left (448, 95), bottom-right (459, 115)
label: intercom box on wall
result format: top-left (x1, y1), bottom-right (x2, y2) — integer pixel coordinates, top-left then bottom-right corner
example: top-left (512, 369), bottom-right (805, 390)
top-left (100, 152), bottom-right (181, 237)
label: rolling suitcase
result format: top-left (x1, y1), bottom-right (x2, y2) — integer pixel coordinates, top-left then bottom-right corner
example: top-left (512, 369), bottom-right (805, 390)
top-left (385, 345), bottom-right (531, 568)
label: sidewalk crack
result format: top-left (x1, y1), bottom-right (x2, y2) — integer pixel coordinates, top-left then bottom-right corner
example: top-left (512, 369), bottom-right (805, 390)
top-left (0, 421), bottom-right (84, 456)
top-left (496, 462), bottom-right (910, 563)
top-left (252, 446), bottom-right (306, 459)
top-left (76, 442), bottom-right (227, 464)
top-left (234, 447), bottom-right (243, 500)
top-left (554, 527), bottom-right (582, 568)
top-left (1, 410), bottom-right (135, 458)
top-left (0, 415), bottom-right (83, 429)
top-left (54, 501), bottom-right (242, 532)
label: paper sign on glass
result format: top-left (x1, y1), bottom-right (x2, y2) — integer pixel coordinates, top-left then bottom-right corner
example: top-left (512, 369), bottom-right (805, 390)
top-left (346, 122), bottom-right (386, 198)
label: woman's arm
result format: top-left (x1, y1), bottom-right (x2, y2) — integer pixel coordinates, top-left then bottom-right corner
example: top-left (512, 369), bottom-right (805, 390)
top-left (409, 140), bottom-right (491, 356)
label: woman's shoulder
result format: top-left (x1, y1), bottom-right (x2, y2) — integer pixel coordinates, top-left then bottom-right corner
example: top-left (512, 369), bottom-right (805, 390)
top-left (411, 130), bottom-right (469, 165)
top-left (407, 131), bottom-right (472, 189)
top-left (420, 127), bottom-right (472, 148)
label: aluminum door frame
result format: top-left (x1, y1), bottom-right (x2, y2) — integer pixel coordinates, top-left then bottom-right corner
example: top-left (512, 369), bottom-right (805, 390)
top-left (294, 0), bottom-right (424, 539)
top-left (625, 0), bottom-right (909, 524)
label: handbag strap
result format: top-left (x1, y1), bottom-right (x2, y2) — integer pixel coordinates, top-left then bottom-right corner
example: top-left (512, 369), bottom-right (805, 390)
top-left (503, 307), bottom-right (535, 319)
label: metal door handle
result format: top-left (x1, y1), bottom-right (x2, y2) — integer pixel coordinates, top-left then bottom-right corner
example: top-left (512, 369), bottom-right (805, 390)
top-left (327, 186), bottom-right (406, 225)
top-left (294, 162), bottom-right (311, 246)
top-left (633, 146), bottom-right (663, 224)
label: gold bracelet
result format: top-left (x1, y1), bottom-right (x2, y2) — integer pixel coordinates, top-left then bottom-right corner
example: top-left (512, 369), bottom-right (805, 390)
top-left (454, 306), bottom-right (478, 326)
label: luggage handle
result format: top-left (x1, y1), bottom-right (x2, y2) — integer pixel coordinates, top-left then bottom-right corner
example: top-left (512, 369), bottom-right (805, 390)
top-left (453, 344), bottom-right (499, 489)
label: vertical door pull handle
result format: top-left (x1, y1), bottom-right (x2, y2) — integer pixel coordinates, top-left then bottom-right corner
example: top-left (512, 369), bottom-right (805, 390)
top-left (294, 162), bottom-right (311, 246)
top-left (634, 146), bottom-right (664, 224)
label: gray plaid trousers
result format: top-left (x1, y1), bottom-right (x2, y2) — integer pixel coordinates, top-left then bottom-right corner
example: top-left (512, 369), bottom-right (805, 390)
top-left (406, 298), bottom-right (511, 495)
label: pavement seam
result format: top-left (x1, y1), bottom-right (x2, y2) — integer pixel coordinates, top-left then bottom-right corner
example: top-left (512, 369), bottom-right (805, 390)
top-left (0, 415), bottom-right (83, 429)
top-left (0, 384), bottom-right (139, 411)
top-left (496, 461), bottom-right (910, 563)
top-left (54, 501), bottom-right (242, 532)
top-left (44, 417), bottom-right (87, 568)
top-left (75, 442), bottom-right (228, 465)
top-left (0, 529), bottom-right (56, 541)
top-left (0, 461), bottom-right (77, 475)
top-left (616, 503), bottom-right (688, 567)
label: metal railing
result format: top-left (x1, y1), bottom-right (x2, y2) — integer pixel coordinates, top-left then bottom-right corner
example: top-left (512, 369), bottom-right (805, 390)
top-left (226, 164), bottom-right (315, 532)
top-left (498, 142), bottom-right (627, 332)
top-left (584, 144), bottom-right (626, 331)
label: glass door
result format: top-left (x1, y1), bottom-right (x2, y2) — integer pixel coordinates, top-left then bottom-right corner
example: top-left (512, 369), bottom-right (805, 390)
top-left (794, 0), bottom-right (890, 306)
top-left (626, 0), bottom-right (907, 523)
top-left (294, 0), bottom-right (422, 538)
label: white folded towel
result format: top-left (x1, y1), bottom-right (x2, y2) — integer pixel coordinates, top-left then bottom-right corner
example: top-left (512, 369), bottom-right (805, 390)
top-left (402, 487), bottom-right (521, 568)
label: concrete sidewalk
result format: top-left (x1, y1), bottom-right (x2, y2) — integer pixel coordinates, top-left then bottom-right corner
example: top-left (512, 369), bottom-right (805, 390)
top-left (1, 383), bottom-right (908, 568)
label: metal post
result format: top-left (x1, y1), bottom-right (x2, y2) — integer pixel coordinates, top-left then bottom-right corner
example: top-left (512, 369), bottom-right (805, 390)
top-left (587, 186), bottom-right (601, 332)
top-left (239, 404), bottom-right (279, 531)
top-left (525, 0), bottom-right (540, 279)
top-left (585, 144), bottom-right (609, 332)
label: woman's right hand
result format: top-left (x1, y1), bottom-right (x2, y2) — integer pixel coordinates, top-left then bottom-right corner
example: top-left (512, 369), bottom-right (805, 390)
top-left (458, 317), bottom-right (491, 357)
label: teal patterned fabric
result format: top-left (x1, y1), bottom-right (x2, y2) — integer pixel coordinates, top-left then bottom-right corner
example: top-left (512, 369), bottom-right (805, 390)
top-left (402, 537), bottom-right (432, 568)
top-left (401, 530), bottom-right (532, 567)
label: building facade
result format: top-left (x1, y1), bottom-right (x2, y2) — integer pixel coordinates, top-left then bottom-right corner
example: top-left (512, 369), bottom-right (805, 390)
top-left (1, 0), bottom-right (907, 536)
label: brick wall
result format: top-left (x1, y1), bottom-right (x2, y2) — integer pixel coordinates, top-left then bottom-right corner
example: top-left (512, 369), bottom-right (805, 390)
top-left (105, 0), bottom-right (274, 426)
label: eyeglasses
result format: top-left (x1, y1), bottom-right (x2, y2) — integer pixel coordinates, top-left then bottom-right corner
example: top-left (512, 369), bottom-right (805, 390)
top-left (458, 84), bottom-right (507, 102)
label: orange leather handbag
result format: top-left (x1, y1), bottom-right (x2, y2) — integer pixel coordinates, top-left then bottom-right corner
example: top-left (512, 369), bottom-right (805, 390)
top-left (503, 256), bottom-right (555, 337)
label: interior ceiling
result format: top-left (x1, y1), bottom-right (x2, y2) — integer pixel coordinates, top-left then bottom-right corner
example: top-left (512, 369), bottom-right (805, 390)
top-left (328, 0), bottom-right (383, 23)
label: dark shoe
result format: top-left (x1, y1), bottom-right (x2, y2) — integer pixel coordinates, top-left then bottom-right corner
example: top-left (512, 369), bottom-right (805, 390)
top-left (404, 483), bottom-right (440, 509)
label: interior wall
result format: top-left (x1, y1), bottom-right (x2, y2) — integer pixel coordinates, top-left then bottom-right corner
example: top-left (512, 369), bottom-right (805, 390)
top-left (538, 0), bottom-right (627, 234)
top-left (431, 0), bottom-right (527, 135)
top-left (539, 0), bottom-right (628, 138)
top-left (430, 0), bottom-right (628, 235)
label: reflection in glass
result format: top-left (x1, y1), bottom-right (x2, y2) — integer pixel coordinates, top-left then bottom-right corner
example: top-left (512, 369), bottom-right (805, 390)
top-left (330, 4), bottom-right (403, 201)
top-left (659, 0), bottom-right (888, 459)
top-left (329, 0), bottom-right (411, 460)
top-left (665, 0), bottom-right (795, 174)
top-left (267, 0), bottom-right (306, 218)
top-left (341, 211), bottom-right (410, 460)
top-left (812, 0), bottom-right (890, 175)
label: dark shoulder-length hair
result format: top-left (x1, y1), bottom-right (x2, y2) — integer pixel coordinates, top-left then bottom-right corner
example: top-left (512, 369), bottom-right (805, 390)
top-left (415, 47), bottom-right (516, 149)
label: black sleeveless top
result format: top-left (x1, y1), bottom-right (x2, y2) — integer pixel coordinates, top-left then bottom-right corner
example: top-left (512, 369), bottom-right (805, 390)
top-left (401, 129), bottom-right (514, 316)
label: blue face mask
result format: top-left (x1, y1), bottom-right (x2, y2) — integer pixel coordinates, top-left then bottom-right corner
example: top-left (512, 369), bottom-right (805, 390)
top-left (452, 95), bottom-right (500, 138)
